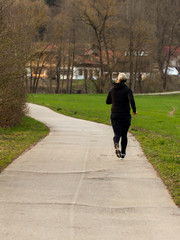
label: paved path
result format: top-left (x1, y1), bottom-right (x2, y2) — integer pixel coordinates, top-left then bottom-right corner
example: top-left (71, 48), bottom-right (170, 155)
top-left (0, 104), bottom-right (180, 240)
top-left (136, 90), bottom-right (180, 95)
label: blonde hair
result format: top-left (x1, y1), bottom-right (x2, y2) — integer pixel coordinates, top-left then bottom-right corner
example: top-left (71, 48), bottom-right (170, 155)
top-left (117, 72), bottom-right (127, 83)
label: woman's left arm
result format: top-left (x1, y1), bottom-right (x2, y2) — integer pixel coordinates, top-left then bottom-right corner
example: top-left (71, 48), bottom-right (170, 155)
top-left (128, 89), bottom-right (136, 114)
top-left (106, 91), bottom-right (112, 104)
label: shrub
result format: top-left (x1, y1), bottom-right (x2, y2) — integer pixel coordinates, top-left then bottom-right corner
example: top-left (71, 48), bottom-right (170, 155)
top-left (0, 78), bottom-right (27, 127)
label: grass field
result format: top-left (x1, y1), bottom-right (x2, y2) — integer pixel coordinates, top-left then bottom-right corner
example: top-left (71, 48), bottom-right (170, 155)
top-left (28, 93), bottom-right (180, 206)
top-left (0, 116), bottom-right (49, 172)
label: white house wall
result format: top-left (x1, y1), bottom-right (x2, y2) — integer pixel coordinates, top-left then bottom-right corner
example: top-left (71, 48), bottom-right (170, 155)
top-left (60, 67), bottom-right (123, 81)
top-left (60, 67), bottom-right (100, 80)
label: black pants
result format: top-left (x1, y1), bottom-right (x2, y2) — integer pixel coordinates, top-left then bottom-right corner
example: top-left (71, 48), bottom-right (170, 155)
top-left (111, 114), bottom-right (131, 154)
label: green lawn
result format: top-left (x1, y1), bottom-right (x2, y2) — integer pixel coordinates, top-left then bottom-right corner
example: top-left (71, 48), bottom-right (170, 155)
top-left (0, 116), bottom-right (49, 172)
top-left (28, 93), bottom-right (180, 206)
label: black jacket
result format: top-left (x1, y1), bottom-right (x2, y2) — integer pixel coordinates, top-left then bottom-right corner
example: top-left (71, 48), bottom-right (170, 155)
top-left (106, 82), bottom-right (136, 118)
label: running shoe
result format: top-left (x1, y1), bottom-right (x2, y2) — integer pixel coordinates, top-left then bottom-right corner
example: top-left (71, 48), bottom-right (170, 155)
top-left (120, 153), bottom-right (126, 159)
top-left (114, 143), bottom-right (121, 158)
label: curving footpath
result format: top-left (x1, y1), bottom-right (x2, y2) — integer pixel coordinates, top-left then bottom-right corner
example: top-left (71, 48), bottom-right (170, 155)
top-left (0, 103), bottom-right (180, 240)
top-left (136, 91), bottom-right (180, 96)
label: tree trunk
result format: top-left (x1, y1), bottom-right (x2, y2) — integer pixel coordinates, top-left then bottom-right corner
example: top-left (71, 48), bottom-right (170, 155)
top-left (129, 39), bottom-right (134, 89)
top-left (162, 71), bottom-right (167, 91)
top-left (84, 78), bottom-right (88, 93)
top-left (128, 0), bottom-right (134, 90)
top-left (98, 43), bottom-right (104, 93)
top-left (49, 57), bottom-right (52, 93)
top-left (55, 55), bottom-right (61, 94)
top-left (103, 34), bottom-right (112, 84)
top-left (61, 57), bottom-right (65, 93)
top-left (70, 40), bottom-right (75, 94)
top-left (138, 71), bottom-right (142, 93)
top-left (66, 54), bottom-right (71, 94)
top-left (30, 60), bottom-right (33, 93)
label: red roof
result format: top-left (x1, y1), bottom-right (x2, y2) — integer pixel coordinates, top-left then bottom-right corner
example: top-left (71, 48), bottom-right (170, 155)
top-left (163, 46), bottom-right (180, 57)
top-left (76, 48), bottom-right (123, 65)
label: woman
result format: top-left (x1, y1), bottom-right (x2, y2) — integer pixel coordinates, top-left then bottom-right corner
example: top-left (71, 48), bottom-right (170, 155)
top-left (106, 73), bottom-right (137, 159)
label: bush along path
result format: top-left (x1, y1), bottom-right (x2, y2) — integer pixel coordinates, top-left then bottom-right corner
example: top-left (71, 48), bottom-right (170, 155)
top-left (28, 93), bottom-right (180, 206)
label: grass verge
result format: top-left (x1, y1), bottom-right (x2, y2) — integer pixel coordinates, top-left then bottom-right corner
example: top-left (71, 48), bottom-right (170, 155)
top-left (28, 93), bottom-right (180, 206)
top-left (0, 116), bottom-right (49, 172)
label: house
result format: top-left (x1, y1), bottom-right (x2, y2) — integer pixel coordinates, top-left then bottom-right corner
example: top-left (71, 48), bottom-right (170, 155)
top-left (72, 48), bottom-right (124, 81)
top-left (163, 46), bottom-right (180, 75)
top-left (26, 43), bottom-right (151, 92)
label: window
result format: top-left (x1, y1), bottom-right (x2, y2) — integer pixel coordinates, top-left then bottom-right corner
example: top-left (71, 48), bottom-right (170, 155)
top-left (78, 69), bottom-right (83, 76)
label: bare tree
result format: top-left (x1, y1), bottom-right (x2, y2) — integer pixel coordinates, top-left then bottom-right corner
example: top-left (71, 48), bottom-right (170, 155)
top-left (152, 0), bottom-right (180, 90)
top-left (46, 0), bottom-right (80, 94)
top-left (117, 0), bottom-right (153, 92)
top-left (77, 0), bottom-right (120, 93)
